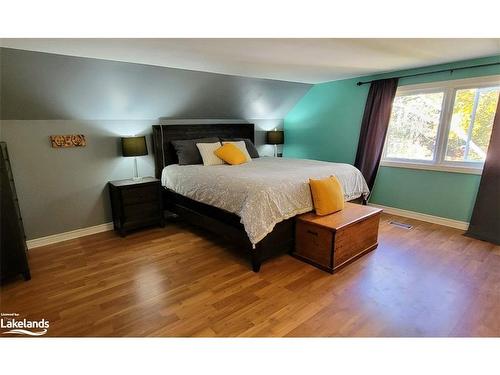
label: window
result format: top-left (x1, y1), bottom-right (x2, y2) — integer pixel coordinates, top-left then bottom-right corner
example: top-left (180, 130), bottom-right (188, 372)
top-left (382, 76), bottom-right (500, 174)
top-left (385, 91), bottom-right (444, 161)
top-left (445, 87), bottom-right (499, 162)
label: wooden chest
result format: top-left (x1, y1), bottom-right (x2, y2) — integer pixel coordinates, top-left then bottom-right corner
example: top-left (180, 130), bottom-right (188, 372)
top-left (293, 202), bottom-right (382, 273)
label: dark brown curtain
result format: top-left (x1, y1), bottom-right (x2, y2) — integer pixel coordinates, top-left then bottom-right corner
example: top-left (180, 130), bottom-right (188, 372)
top-left (354, 78), bottom-right (399, 190)
top-left (466, 97), bottom-right (500, 245)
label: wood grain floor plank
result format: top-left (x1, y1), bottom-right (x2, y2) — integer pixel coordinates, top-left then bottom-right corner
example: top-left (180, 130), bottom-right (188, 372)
top-left (1, 214), bottom-right (500, 337)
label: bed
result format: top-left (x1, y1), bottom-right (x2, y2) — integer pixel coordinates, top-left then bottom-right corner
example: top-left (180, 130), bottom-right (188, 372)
top-left (152, 123), bottom-right (369, 272)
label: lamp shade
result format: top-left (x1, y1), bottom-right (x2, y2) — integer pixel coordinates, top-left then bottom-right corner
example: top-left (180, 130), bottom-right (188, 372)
top-left (121, 136), bottom-right (148, 157)
top-left (266, 130), bottom-right (284, 145)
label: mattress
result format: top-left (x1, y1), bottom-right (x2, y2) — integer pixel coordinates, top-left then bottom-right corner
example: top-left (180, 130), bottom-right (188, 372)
top-left (161, 157), bottom-right (370, 246)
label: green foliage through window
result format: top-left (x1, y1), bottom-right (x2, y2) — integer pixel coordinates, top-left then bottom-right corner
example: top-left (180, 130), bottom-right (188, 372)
top-left (384, 80), bottom-right (499, 168)
top-left (386, 92), bottom-right (444, 160)
top-left (445, 87), bottom-right (499, 162)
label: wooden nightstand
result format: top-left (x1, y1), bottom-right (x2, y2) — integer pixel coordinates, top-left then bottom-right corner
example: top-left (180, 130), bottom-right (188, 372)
top-left (108, 177), bottom-right (164, 236)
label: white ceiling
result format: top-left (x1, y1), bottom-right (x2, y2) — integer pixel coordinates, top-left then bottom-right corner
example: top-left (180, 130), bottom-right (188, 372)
top-left (1, 38), bottom-right (499, 84)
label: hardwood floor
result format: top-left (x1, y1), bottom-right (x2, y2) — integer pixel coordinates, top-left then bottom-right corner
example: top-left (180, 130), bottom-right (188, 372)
top-left (2, 214), bottom-right (500, 337)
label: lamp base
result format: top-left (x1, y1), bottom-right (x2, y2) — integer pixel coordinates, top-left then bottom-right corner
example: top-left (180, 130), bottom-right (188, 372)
top-left (131, 157), bottom-right (143, 182)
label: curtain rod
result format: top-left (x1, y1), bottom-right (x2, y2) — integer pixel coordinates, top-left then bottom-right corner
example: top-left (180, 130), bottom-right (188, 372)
top-left (356, 61), bottom-right (500, 86)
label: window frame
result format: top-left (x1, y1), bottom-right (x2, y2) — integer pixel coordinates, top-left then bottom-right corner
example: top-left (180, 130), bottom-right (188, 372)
top-left (381, 75), bottom-right (500, 175)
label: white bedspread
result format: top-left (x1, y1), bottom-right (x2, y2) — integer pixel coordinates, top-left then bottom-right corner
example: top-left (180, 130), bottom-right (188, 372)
top-left (161, 157), bottom-right (369, 246)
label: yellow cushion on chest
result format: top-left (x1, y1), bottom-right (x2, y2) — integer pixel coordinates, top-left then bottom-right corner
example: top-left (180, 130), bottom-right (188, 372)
top-left (309, 176), bottom-right (345, 216)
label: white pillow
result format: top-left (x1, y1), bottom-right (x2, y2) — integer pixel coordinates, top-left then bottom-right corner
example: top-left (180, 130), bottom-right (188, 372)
top-left (196, 142), bottom-right (224, 166)
top-left (222, 141), bottom-right (252, 162)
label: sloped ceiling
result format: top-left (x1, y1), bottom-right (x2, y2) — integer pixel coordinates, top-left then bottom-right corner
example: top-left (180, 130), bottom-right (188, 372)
top-left (1, 38), bottom-right (499, 83)
top-left (0, 48), bottom-right (311, 120)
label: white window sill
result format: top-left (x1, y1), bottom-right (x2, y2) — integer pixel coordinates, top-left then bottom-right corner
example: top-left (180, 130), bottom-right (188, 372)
top-left (380, 160), bottom-right (483, 175)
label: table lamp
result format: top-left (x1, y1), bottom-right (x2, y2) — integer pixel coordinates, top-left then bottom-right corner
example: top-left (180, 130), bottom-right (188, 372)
top-left (266, 129), bottom-right (284, 157)
top-left (121, 136), bottom-right (148, 181)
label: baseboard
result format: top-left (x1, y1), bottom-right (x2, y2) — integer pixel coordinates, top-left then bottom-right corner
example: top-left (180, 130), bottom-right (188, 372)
top-left (25, 205), bottom-right (469, 248)
top-left (26, 222), bottom-right (114, 249)
top-left (368, 203), bottom-right (469, 231)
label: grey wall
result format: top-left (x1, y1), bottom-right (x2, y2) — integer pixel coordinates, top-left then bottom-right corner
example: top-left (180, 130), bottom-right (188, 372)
top-left (0, 47), bottom-right (311, 239)
top-left (1, 48), bottom-right (309, 120)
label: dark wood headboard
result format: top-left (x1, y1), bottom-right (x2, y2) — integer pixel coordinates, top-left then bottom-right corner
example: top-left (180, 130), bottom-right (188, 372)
top-left (152, 123), bottom-right (255, 178)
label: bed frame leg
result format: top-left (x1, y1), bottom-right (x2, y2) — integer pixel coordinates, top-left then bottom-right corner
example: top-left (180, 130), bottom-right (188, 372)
top-left (252, 258), bottom-right (261, 273)
top-left (251, 249), bottom-right (262, 273)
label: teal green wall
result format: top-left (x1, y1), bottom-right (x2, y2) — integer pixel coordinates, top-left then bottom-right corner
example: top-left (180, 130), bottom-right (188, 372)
top-left (284, 55), bottom-right (500, 222)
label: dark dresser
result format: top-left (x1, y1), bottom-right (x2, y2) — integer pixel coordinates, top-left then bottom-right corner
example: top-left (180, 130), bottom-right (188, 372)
top-left (108, 177), bottom-right (164, 236)
top-left (1, 142), bottom-right (31, 281)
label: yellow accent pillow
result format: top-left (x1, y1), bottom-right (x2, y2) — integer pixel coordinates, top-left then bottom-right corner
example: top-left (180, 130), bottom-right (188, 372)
top-left (309, 176), bottom-right (345, 216)
top-left (214, 143), bottom-right (247, 165)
